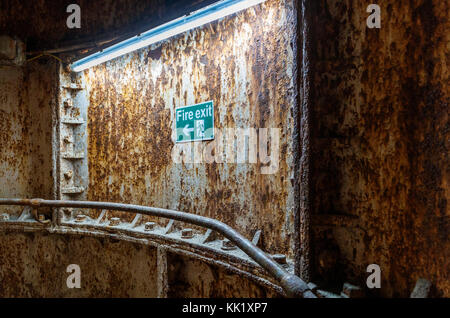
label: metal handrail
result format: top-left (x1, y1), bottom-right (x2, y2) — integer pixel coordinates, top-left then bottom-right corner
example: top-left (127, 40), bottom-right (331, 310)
top-left (0, 198), bottom-right (315, 298)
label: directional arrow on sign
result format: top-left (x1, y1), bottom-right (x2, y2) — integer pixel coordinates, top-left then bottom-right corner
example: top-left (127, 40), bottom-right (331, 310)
top-left (175, 101), bottom-right (214, 143)
top-left (183, 124), bottom-right (194, 136)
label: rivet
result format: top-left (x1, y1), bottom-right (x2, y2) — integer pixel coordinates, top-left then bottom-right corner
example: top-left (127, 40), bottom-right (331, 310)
top-left (272, 254), bottom-right (287, 265)
top-left (144, 222), bottom-right (156, 231)
top-left (181, 228), bottom-right (194, 239)
top-left (109, 217), bottom-right (121, 226)
top-left (0, 213), bottom-right (9, 221)
top-left (221, 239), bottom-right (236, 251)
top-left (64, 99), bottom-right (73, 108)
top-left (64, 170), bottom-right (73, 180)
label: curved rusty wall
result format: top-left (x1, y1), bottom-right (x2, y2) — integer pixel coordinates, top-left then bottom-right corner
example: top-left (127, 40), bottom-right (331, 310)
top-left (0, 231), bottom-right (158, 297)
top-left (0, 230), bottom-right (280, 297)
top-left (0, 62), bottom-right (55, 217)
top-left (83, 0), bottom-right (299, 257)
top-left (168, 253), bottom-right (280, 297)
top-left (311, 0), bottom-right (449, 297)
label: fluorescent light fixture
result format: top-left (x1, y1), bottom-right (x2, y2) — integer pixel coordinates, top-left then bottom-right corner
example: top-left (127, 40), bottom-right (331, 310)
top-left (71, 0), bottom-right (266, 72)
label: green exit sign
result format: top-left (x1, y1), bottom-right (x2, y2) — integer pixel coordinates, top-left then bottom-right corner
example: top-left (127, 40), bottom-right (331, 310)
top-left (175, 101), bottom-right (214, 143)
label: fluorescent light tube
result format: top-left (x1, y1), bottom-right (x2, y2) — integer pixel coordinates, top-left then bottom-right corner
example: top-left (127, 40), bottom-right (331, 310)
top-left (71, 0), bottom-right (266, 72)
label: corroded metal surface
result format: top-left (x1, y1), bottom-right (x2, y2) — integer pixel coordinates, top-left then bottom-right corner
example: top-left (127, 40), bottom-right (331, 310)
top-left (0, 62), bottom-right (55, 217)
top-left (311, 0), bottom-right (449, 297)
top-left (294, 0), bottom-right (313, 281)
top-left (83, 0), bottom-right (299, 257)
top-left (168, 253), bottom-right (280, 297)
top-left (0, 198), bottom-right (314, 298)
top-left (0, 230), bottom-right (159, 297)
top-left (0, 226), bottom-right (286, 297)
top-left (57, 66), bottom-right (89, 206)
top-left (0, 0), bottom-right (447, 299)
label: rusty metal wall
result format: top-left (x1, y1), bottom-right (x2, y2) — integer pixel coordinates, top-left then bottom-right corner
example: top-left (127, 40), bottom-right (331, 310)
top-left (82, 0), bottom-right (298, 257)
top-left (0, 61), bottom-right (55, 217)
top-left (311, 0), bottom-right (449, 297)
top-left (167, 252), bottom-right (281, 297)
top-left (0, 230), bottom-right (280, 297)
top-left (0, 231), bottom-right (158, 297)
top-left (0, 0), bottom-right (447, 298)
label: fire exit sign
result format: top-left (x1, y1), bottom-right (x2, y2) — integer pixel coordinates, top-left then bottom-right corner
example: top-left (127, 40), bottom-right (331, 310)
top-left (175, 101), bottom-right (214, 143)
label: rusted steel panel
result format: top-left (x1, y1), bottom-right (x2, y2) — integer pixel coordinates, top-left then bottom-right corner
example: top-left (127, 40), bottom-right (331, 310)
top-left (83, 0), bottom-right (299, 257)
top-left (0, 62), bottom-right (55, 217)
top-left (0, 230), bottom-right (283, 297)
top-left (311, 0), bottom-right (449, 297)
top-left (168, 252), bottom-right (281, 297)
top-left (0, 231), bottom-right (159, 297)
top-left (0, 197), bottom-right (315, 298)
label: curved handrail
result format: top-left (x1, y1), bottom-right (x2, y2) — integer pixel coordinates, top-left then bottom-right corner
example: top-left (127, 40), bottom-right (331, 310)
top-left (0, 198), bottom-right (315, 298)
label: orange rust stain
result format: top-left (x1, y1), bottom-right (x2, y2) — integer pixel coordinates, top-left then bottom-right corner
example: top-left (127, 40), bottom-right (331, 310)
top-left (0, 61), bottom-right (55, 217)
top-left (84, 0), bottom-right (298, 255)
top-left (311, 0), bottom-right (449, 297)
